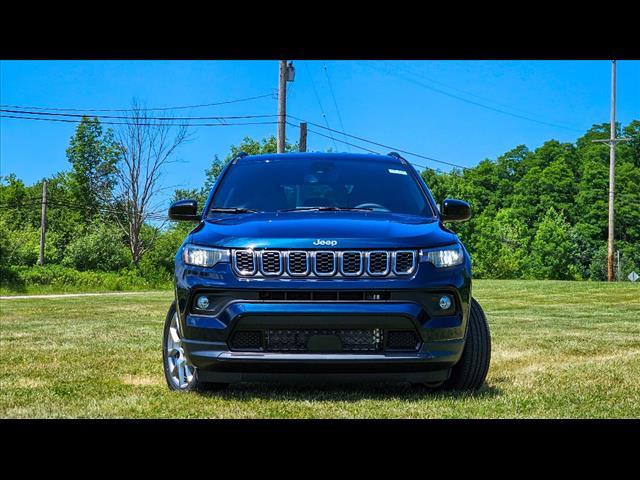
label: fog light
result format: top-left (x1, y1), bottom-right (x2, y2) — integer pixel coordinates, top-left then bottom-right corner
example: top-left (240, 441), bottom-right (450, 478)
top-left (196, 295), bottom-right (210, 310)
top-left (439, 295), bottom-right (452, 310)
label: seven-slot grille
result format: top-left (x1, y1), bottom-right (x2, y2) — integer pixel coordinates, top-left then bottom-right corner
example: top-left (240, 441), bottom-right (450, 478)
top-left (232, 250), bottom-right (416, 277)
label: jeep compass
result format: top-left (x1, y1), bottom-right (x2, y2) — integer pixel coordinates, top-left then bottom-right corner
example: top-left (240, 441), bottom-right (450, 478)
top-left (163, 152), bottom-right (491, 391)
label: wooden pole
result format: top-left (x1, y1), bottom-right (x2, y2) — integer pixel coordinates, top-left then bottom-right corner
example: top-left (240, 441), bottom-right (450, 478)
top-left (299, 122), bottom-right (307, 152)
top-left (277, 60), bottom-right (287, 153)
top-left (38, 180), bottom-right (48, 266)
top-left (607, 60), bottom-right (616, 282)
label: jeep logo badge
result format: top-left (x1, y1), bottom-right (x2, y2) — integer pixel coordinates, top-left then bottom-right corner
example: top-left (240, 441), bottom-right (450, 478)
top-left (313, 239), bottom-right (338, 246)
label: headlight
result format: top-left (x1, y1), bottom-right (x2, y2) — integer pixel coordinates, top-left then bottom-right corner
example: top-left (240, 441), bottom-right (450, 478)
top-left (420, 244), bottom-right (464, 268)
top-left (182, 244), bottom-right (229, 267)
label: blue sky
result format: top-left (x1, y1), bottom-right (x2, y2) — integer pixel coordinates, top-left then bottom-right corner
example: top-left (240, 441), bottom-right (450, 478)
top-left (1, 60), bottom-right (638, 205)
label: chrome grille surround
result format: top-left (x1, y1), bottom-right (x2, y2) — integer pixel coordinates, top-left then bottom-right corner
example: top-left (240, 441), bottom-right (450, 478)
top-left (392, 250), bottom-right (417, 275)
top-left (259, 250), bottom-right (283, 276)
top-left (285, 251), bottom-right (310, 276)
top-left (339, 251), bottom-right (363, 276)
top-left (232, 249), bottom-right (257, 275)
top-left (313, 251), bottom-right (337, 276)
top-left (232, 249), bottom-right (416, 278)
top-left (366, 251), bottom-right (390, 276)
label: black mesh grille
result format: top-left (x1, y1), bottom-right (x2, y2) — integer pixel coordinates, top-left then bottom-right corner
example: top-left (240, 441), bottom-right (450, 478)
top-left (386, 330), bottom-right (421, 351)
top-left (314, 252), bottom-right (335, 274)
top-left (261, 251), bottom-right (282, 274)
top-left (394, 252), bottom-right (415, 273)
top-left (341, 252), bottom-right (362, 274)
top-left (235, 250), bottom-right (255, 273)
top-left (265, 329), bottom-right (383, 352)
top-left (229, 331), bottom-right (263, 350)
top-left (368, 252), bottom-right (389, 274)
top-left (288, 251), bottom-right (308, 274)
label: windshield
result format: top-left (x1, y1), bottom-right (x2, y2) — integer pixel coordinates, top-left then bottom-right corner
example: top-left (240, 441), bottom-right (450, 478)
top-left (209, 156), bottom-right (434, 217)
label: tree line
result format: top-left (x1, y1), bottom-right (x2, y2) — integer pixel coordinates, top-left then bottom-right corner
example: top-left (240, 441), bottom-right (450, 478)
top-left (422, 121), bottom-right (639, 280)
top-left (1, 115), bottom-right (638, 287)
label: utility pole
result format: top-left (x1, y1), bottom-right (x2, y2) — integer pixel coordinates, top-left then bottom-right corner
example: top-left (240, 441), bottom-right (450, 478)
top-left (277, 60), bottom-right (287, 153)
top-left (277, 60), bottom-right (295, 153)
top-left (299, 122), bottom-right (308, 152)
top-left (38, 180), bottom-right (48, 266)
top-left (592, 60), bottom-right (630, 282)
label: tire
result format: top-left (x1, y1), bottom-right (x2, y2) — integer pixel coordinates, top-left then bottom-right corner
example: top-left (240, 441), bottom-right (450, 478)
top-left (440, 297), bottom-right (491, 391)
top-left (162, 301), bottom-right (227, 392)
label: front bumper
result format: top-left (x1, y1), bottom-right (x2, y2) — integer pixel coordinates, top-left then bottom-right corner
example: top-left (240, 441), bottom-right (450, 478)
top-left (174, 258), bottom-right (472, 383)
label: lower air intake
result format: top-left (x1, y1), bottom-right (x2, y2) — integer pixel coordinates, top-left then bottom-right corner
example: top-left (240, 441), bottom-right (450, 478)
top-left (229, 331), bottom-right (263, 350)
top-left (386, 330), bottom-right (421, 351)
top-left (266, 329), bottom-right (383, 353)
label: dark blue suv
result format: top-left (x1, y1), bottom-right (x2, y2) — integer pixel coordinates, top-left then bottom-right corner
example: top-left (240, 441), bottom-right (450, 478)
top-left (163, 152), bottom-right (491, 391)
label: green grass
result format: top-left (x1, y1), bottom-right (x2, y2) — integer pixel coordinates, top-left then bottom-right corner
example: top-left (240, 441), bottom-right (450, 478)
top-left (1, 280), bottom-right (638, 418)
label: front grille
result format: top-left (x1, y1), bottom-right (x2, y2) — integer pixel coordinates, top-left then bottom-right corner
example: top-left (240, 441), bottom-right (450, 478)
top-left (232, 249), bottom-right (416, 278)
top-left (393, 251), bottom-right (416, 274)
top-left (287, 251), bottom-right (309, 275)
top-left (341, 251), bottom-right (362, 275)
top-left (260, 251), bottom-right (282, 275)
top-left (234, 250), bottom-right (256, 274)
top-left (368, 251), bottom-right (389, 275)
top-left (265, 329), bottom-right (383, 352)
top-left (314, 251), bottom-right (336, 275)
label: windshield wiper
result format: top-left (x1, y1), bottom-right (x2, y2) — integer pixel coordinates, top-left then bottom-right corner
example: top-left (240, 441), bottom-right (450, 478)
top-left (278, 206), bottom-right (373, 212)
top-left (209, 207), bottom-right (260, 214)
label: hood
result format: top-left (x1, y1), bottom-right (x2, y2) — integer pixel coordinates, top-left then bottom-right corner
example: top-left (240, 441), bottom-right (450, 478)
top-left (188, 211), bottom-right (458, 249)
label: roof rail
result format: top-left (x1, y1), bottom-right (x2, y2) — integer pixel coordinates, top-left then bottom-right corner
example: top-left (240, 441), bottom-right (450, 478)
top-left (387, 151), bottom-right (408, 164)
top-left (231, 151), bottom-right (249, 164)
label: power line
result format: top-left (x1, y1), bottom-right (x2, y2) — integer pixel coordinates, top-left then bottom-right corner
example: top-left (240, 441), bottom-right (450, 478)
top-left (365, 62), bottom-right (583, 133)
top-left (304, 62), bottom-right (338, 151)
top-left (0, 109), bottom-right (276, 121)
top-left (287, 114), bottom-right (468, 170)
top-left (287, 122), bottom-right (380, 154)
top-left (2, 202), bottom-right (170, 223)
top-left (322, 63), bottom-right (350, 152)
top-left (287, 121), bottom-right (463, 177)
top-left (391, 62), bottom-right (571, 121)
top-left (0, 114), bottom-right (279, 128)
top-left (0, 92), bottom-right (276, 113)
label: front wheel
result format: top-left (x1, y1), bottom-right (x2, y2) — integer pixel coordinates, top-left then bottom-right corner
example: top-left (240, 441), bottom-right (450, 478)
top-left (440, 298), bottom-right (491, 391)
top-left (162, 302), bottom-right (226, 392)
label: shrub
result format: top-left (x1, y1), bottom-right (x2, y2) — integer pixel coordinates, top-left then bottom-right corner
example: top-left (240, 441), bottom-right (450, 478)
top-left (139, 226), bottom-right (187, 277)
top-left (0, 218), bottom-right (62, 267)
top-left (62, 223), bottom-right (130, 271)
top-left (0, 264), bottom-right (171, 293)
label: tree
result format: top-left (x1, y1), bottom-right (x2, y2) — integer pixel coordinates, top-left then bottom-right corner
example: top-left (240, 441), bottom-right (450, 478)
top-left (66, 117), bottom-right (121, 216)
top-left (112, 101), bottom-right (189, 265)
top-left (473, 208), bottom-right (529, 279)
top-left (527, 208), bottom-right (579, 280)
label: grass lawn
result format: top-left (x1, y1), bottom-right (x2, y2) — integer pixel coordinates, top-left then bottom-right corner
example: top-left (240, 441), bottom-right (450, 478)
top-left (1, 280), bottom-right (638, 418)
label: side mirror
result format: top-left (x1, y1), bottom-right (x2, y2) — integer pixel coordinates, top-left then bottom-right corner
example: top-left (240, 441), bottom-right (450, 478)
top-left (168, 199), bottom-right (200, 221)
top-left (440, 198), bottom-right (471, 222)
